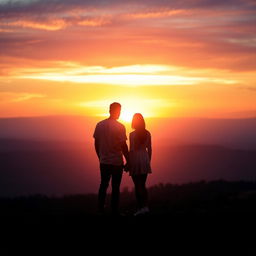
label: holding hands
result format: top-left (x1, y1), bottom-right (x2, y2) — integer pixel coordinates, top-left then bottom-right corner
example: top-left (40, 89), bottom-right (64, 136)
top-left (123, 162), bottom-right (130, 173)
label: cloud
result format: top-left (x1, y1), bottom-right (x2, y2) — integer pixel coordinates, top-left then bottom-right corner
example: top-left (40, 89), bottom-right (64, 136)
top-left (7, 19), bottom-right (67, 31)
top-left (1, 61), bottom-right (239, 86)
top-left (123, 9), bottom-right (187, 20)
top-left (0, 0), bottom-right (255, 16)
top-left (77, 17), bottom-right (111, 27)
top-left (0, 15), bottom-right (112, 31)
top-left (0, 0), bottom-right (255, 73)
top-left (227, 38), bottom-right (256, 48)
top-left (0, 92), bottom-right (46, 103)
top-left (243, 86), bottom-right (256, 92)
top-left (0, 0), bottom-right (255, 29)
top-left (0, 27), bottom-right (13, 32)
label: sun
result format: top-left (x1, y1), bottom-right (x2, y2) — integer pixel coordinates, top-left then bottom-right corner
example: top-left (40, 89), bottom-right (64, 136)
top-left (118, 98), bottom-right (155, 123)
top-left (120, 109), bottom-right (135, 123)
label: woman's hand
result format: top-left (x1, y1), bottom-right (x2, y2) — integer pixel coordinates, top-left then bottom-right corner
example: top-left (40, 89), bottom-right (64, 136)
top-left (123, 162), bottom-right (130, 172)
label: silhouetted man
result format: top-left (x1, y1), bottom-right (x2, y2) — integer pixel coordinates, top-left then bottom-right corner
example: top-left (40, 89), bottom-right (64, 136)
top-left (93, 102), bottom-right (129, 215)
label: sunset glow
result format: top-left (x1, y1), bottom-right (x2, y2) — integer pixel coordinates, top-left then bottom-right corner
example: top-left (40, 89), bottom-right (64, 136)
top-left (1, 0), bottom-right (256, 201)
top-left (79, 97), bottom-right (173, 123)
top-left (0, 0), bottom-right (255, 119)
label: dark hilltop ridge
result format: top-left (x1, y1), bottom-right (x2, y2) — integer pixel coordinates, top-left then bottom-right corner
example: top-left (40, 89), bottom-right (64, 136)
top-left (1, 180), bottom-right (256, 217)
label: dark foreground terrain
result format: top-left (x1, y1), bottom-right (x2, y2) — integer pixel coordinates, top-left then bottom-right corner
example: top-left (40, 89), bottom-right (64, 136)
top-left (2, 181), bottom-right (256, 256)
top-left (1, 180), bottom-right (256, 217)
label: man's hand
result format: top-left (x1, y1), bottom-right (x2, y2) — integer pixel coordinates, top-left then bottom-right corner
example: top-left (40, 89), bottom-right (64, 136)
top-left (94, 139), bottom-right (100, 159)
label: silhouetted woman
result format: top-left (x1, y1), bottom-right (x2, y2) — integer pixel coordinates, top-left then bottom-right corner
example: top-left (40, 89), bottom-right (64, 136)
top-left (129, 113), bottom-right (152, 216)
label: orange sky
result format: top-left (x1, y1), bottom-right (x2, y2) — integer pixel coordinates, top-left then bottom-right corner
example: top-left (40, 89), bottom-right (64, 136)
top-left (1, 0), bottom-right (256, 121)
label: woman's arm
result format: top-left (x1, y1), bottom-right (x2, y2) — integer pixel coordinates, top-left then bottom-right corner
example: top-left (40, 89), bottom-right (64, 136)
top-left (147, 132), bottom-right (152, 161)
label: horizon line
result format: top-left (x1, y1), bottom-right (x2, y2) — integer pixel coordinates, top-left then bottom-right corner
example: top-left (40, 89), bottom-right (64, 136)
top-left (0, 114), bottom-right (256, 120)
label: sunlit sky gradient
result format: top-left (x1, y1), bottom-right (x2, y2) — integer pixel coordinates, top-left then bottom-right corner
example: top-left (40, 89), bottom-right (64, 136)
top-left (1, 0), bottom-right (256, 121)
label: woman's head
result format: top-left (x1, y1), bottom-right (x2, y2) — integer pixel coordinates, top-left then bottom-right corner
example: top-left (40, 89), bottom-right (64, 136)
top-left (132, 113), bottom-right (145, 130)
top-left (132, 113), bottom-right (147, 146)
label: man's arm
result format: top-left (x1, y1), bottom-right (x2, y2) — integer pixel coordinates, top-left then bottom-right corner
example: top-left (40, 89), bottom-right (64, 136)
top-left (94, 139), bottom-right (100, 159)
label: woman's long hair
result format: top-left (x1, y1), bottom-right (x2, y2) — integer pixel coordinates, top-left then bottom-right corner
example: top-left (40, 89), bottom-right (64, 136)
top-left (132, 113), bottom-right (147, 147)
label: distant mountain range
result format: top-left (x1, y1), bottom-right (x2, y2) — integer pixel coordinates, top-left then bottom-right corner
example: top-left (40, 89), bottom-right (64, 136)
top-left (1, 139), bottom-right (255, 197)
top-left (1, 115), bottom-right (256, 197)
top-left (1, 115), bottom-right (256, 149)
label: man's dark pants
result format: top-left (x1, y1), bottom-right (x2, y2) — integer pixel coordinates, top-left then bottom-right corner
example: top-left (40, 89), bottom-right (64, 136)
top-left (98, 163), bottom-right (123, 214)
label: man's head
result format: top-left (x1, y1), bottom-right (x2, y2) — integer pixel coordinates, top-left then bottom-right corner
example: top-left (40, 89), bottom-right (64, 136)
top-left (109, 102), bottom-right (121, 120)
